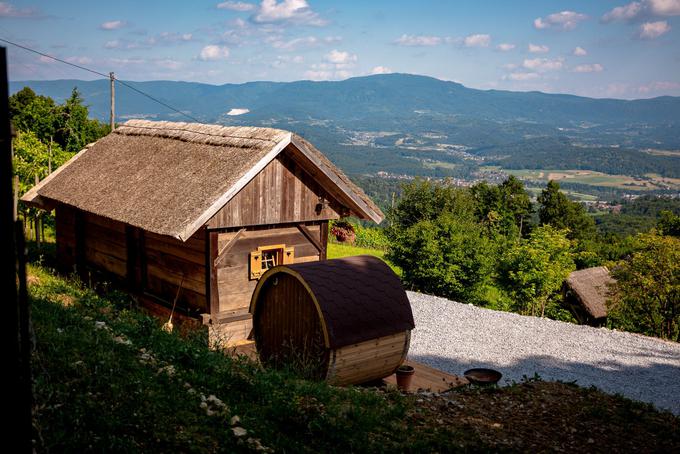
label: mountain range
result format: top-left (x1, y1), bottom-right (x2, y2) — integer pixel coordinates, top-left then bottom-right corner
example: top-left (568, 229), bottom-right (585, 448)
top-left (10, 73), bottom-right (680, 187)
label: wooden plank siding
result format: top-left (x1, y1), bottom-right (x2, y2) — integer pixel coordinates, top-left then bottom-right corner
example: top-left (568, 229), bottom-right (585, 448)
top-left (207, 153), bottom-right (344, 229)
top-left (211, 223), bottom-right (324, 316)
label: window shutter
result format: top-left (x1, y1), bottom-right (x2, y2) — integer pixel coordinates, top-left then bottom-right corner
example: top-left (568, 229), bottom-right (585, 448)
top-left (283, 246), bottom-right (295, 264)
top-left (250, 250), bottom-right (262, 279)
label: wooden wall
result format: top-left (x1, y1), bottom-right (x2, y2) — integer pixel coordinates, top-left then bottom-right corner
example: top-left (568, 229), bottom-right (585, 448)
top-left (210, 222), bottom-right (326, 317)
top-left (55, 204), bottom-right (208, 316)
top-left (207, 153), bottom-right (344, 229)
top-left (144, 229), bottom-right (207, 315)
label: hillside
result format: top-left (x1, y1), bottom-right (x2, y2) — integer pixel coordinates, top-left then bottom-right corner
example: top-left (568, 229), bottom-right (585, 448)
top-left (12, 74), bottom-right (680, 193)
top-left (29, 263), bottom-right (680, 452)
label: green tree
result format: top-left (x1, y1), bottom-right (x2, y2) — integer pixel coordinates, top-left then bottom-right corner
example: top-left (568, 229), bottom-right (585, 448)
top-left (471, 176), bottom-right (532, 238)
top-left (387, 178), bottom-right (475, 230)
top-left (386, 179), bottom-right (493, 303)
top-left (10, 87), bottom-right (59, 144)
top-left (13, 130), bottom-right (70, 194)
top-left (657, 210), bottom-right (680, 237)
top-left (55, 88), bottom-right (110, 152)
top-left (538, 180), bottom-right (596, 242)
top-left (498, 225), bottom-right (575, 318)
top-left (608, 232), bottom-right (680, 341)
top-left (387, 213), bottom-right (493, 302)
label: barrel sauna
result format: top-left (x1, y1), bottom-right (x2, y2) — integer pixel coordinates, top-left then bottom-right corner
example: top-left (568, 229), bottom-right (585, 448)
top-left (249, 255), bottom-right (415, 385)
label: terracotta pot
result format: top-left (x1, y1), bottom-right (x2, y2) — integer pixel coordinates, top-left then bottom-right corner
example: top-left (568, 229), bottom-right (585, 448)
top-left (395, 365), bottom-right (415, 391)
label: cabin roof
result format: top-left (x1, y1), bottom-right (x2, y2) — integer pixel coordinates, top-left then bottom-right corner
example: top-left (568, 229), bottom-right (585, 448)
top-left (21, 120), bottom-right (383, 240)
top-left (269, 255), bottom-right (415, 349)
top-left (565, 266), bottom-right (615, 320)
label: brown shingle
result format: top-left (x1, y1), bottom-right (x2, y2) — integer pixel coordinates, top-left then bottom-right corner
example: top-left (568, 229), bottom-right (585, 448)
top-left (286, 255), bottom-right (414, 349)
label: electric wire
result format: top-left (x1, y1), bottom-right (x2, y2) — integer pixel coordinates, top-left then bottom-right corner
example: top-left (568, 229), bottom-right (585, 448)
top-left (0, 37), bottom-right (200, 122)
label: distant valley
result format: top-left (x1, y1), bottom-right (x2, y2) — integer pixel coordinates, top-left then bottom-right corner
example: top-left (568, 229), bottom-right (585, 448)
top-left (11, 73), bottom-right (680, 200)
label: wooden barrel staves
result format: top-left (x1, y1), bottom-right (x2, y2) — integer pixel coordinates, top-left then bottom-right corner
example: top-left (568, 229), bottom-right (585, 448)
top-left (249, 255), bottom-right (415, 385)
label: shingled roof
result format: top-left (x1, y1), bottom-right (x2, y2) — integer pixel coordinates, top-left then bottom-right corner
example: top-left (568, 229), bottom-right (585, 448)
top-left (21, 120), bottom-right (383, 240)
top-left (258, 255), bottom-right (415, 349)
top-left (565, 266), bottom-right (615, 320)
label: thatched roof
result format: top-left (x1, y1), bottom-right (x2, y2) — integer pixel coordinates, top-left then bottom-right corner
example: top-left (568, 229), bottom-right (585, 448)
top-left (22, 120), bottom-right (383, 240)
top-left (565, 267), bottom-right (615, 320)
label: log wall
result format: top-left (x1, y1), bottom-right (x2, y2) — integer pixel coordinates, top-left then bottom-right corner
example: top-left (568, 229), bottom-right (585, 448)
top-left (55, 204), bottom-right (208, 316)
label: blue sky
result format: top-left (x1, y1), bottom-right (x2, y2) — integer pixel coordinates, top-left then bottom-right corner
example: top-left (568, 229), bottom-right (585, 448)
top-left (1, 0), bottom-right (679, 98)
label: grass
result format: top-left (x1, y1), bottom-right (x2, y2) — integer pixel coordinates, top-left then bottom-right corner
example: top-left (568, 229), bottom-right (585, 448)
top-left (27, 262), bottom-right (680, 452)
top-left (327, 241), bottom-right (401, 276)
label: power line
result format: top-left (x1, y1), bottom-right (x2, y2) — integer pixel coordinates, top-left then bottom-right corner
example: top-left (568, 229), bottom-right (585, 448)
top-left (0, 37), bottom-right (200, 123)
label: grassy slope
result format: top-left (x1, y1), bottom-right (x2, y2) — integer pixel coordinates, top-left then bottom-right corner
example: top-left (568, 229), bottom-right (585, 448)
top-left (327, 242), bottom-right (401, 276)
top-left (29, 264), bottom-right (680, 452)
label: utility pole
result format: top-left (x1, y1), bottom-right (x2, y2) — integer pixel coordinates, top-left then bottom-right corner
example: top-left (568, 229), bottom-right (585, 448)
top-left (109, 72), bottom-right (115, 131)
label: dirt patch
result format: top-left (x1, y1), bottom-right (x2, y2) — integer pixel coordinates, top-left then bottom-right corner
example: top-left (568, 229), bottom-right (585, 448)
top-left (54, 294), bottom-right (76, 307)
top-left (410, 381), bottom-right (680, 452)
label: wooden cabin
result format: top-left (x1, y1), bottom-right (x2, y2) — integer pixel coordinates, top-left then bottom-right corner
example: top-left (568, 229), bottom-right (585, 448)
top-left (563, 266), bottom-right (615, 327)
top-left (250, 255), bottom-right (415, 385)
top-left (21, 120), bottom-right (383, 346)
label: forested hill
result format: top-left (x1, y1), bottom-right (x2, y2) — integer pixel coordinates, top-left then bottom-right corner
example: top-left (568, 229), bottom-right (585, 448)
top-left (11, 74), bottom-right (680, 184)
top-left (10, 74), bottom-right (680, 127)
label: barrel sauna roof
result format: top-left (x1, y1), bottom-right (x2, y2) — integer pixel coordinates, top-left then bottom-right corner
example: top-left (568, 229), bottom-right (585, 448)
top-left (21, 120), bottom-right (383, 241)
top-left (256, 255), bottom-right (415, 349)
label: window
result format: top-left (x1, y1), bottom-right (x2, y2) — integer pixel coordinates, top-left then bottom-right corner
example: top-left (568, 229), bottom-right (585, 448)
top-left (250, 244), bottom-right (294, 279)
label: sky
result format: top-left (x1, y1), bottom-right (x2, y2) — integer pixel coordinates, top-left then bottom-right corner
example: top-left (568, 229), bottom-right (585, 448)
top-left (1, 0), bottom-right (679, 99)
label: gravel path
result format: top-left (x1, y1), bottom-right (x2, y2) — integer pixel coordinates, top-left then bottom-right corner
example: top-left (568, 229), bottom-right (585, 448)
top-left (406, 291), bottom-right (680, 415)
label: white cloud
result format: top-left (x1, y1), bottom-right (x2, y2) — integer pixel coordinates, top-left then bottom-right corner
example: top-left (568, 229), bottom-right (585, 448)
top-left (217, 1), bottom-right (255, 11)
top-left (572, 63), bottom-right (604, 73)
top-left (370, 66), bottom-right (392, 75)
top-left (522, 57), bottom-right (564, 72)
top-left (602, 0), bottom-right (680, 22)
top-left (269, 35), bottom-right (340, 51)
top-left (65, 56), bottom-right (93, 65)
top-left (154, 59), bottom-right (183, 70)
top-left (502, 63), bottom-right (518, 70)
top-left (0, 2), bottom-right (41, 17)
top-left (252, 0), bottom-right (327, 26)
top-left (528, 43), bottom-right (550, 53)
top-left (638, 20), bottom-right (671, 38)
top-left (463, 33), bottom-right (491, 47)
top-left (100, 20), bottom-right (126, 30)
top-left (505, 72), bottom-right (540, 81)
top-left (638, 80), bottom-right (680, 92)
top-left (649, 0), bottom-right (680, 15)
top-left (496, 43), bottom-right (515, 51)
top-left (572, 46), bottom-right (588, 56)
top-left (602, 2), bottom-right (644, 22)
top-left (199, 45), bottom-right (230, 61)
top-left (303, 70), bottom-right (332, 80)
top-left (534, 11), bottom-right (588, 30)
top-left (324, 49), bottom-right (357, 67)
top-left (394, 34), bottom-right (442, 46)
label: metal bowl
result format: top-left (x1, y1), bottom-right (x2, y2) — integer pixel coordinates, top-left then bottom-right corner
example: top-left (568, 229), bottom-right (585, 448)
top-left (464, 368), bottom-right (502, 385)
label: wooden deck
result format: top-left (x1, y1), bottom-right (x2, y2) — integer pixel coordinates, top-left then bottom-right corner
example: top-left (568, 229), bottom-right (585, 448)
top-left (382, 359), bottom-right (468, 392)
top-left (226, 341), bottom-right (468, 392)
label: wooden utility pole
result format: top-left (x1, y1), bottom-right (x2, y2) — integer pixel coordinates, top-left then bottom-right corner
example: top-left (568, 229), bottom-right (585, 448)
top-left (109, 72), bottom-right (115, 131)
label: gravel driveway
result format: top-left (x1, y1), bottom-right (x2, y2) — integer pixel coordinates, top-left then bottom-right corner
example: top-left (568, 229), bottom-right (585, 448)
top-left (406, 291), bottom-right (680, 415)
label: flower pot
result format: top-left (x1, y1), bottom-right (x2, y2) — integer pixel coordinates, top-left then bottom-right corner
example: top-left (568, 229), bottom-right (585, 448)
top-left (395, 365), bottom-right (415, 391)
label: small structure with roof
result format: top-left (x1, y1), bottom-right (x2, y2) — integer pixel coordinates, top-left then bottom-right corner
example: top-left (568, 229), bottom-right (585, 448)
top-left (563, 266), bottom-right (615, 327)
top-left (250, 255), bottom-right (415, 385)
top-left (21, 120), bottom-right (383, 345)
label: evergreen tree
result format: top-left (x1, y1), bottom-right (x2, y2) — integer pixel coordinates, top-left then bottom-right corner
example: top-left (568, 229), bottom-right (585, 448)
top-left (537, 180), bottom-right (595, 242)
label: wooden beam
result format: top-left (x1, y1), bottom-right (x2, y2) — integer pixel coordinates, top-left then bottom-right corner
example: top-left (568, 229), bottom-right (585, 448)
top-left (208, 231), bottom-right (219, 318)
top-left (297, 223), bottom-right (322, 253)
top-left (320, 221), bottom-right (328, 260)
top-left (213, 228), bottom-right (245, 267)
